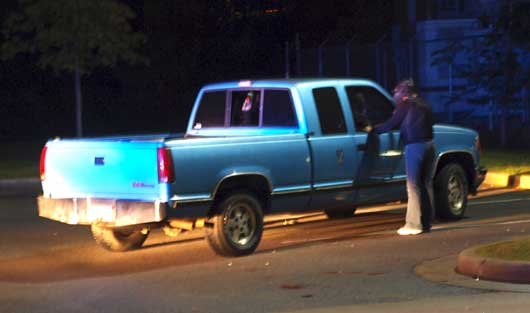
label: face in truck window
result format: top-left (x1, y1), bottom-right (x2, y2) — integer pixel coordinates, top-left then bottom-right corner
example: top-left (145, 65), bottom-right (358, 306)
top-left (231, 90), bottom-right (261, 127)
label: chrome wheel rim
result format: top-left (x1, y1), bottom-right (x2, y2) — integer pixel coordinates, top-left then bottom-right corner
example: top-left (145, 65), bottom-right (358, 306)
top-left (224, 201), bottom-right (256, 246)
top-left (448, 174), bottom-right (464, 215)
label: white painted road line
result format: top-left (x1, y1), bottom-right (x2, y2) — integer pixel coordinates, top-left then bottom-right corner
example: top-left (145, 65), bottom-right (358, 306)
top-left (469, 198), bottom-right (530, 206)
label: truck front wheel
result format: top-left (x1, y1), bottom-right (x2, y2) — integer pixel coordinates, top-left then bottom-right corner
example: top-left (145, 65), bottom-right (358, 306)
top-left (434, 163), bottom-right (468, 220)
top-left (206, 193), bottom-right (264, 257)
top-left (91, 224), bottom-right (150, 252)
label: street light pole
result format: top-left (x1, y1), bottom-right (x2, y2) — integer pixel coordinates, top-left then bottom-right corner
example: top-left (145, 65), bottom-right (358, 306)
top-left (345, 35), bottom-right (357, 77)
top-left (318, 35), bottom-right (330, 77)
top-left (284, 40), bottom-right (290, 79)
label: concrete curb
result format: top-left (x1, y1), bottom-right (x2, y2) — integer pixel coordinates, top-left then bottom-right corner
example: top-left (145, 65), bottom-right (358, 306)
top-left (517, 174), bottom-right (530, 189)
top-left (455, 238), bottom-right (530, 284)
top-left (440, 171), bottom-right (530, 286)
top-left (416, 254), bottom-right (530, 293)
top-left (482, 172), bottom-right (530, 189)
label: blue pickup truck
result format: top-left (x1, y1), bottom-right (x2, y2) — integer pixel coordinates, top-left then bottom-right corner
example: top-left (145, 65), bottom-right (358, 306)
top-left (38, 79), bottom-right (486, 256)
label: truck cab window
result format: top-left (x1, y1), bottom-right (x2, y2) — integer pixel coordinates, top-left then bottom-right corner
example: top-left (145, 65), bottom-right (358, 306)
top-left (345, 87), bottom-right (370, 132)
top-left (262, 90), bottom-right (297, 127)
top-left (193, 91), bottom-right (226, 129)
top-left (346, 86), bottom-right (393, 127)
top-left (231, 90), bottom-right (260, 127)
top-left (312, 87), bottom-right (346, 135)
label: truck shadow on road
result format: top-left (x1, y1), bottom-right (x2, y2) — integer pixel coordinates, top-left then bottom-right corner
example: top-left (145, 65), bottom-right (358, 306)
top-left (0, 211), bottom-right (405, 283)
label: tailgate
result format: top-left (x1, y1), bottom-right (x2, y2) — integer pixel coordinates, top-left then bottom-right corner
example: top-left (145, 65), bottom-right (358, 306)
top-left (42, 140), bottom-right (168, 202)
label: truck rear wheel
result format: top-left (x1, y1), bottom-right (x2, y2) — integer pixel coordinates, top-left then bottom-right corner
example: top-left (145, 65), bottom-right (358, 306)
top-left (206, 193), bottom-right (263, 257)
top-left (91, 224), bottom-right (150, 252)
top-left (434, 163), bottom-right (468, 220)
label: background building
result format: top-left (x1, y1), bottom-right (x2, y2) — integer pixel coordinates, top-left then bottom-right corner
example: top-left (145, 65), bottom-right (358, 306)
top-left (392, 0), bottom-right (529, 125)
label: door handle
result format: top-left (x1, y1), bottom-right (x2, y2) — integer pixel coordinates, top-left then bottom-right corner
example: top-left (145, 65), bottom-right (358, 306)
top-left (357, 143), bottom-right (367, 151)
top-left (380, 150), bottom-right (403, 157)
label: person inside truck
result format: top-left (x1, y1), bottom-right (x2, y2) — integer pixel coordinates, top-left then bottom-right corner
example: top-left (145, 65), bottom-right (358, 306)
top-left (372, 79), bottom-right (435, 236)
top-left (350, 92), bottom-right (371, 132)
top-left (240, 91), bottom-right (259, 126)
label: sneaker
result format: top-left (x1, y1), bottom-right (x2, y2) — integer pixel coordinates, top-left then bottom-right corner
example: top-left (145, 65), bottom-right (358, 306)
top-left (397, 226), bottom-right (423, 236)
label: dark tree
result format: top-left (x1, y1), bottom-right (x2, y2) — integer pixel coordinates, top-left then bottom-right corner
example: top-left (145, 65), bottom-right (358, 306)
top-left (431, 1), bottom-right (530, 147)
top-left (2, 0), bottom-right (147, 137)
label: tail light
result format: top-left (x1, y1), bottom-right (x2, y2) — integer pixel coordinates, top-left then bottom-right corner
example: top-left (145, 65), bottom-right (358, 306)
top-left (40, 146), bottom-right (48, 181)
top-left (157, 147), bottom-right (175, 183)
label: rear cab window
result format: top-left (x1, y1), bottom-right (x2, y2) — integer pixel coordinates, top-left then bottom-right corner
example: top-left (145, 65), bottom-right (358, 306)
top-left (312, 87), bottom-right (347, 135)
top-left (192, 88), bottom-right (298, 131)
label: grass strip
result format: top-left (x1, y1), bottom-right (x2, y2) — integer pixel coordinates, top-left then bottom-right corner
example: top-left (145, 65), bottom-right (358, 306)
top-left (0, 141), bottom-right (43, 179)
top-left (481, 149), bottom-right (530, 174)
top-left (474, 237), bottom-right (530, 262)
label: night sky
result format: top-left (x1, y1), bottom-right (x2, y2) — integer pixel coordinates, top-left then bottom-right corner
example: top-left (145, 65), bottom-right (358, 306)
top-left (0, 0), bottom-right (392, 140)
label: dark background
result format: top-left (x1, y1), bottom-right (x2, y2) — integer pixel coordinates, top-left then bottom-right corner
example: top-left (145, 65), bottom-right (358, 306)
top-left (0, 0), bottom-right (392, 141)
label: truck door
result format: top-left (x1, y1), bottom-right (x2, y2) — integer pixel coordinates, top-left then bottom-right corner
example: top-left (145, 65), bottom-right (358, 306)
top-left (308, 87), bottom-right (359, 211)
top-left (345, 85), bottom-right (406, 204)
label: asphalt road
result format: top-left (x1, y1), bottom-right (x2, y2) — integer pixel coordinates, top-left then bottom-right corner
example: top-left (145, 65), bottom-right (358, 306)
top-left (1, 189), bottom-right (530, 313)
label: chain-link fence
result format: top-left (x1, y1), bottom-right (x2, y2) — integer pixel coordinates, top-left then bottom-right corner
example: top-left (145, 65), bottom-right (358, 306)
top-left (283, 34), bottom-right (530, 147)
top-left (286, 35), bottom-right (529, 121)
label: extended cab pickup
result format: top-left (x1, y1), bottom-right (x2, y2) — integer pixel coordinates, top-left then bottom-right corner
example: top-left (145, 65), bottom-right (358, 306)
top-left (38, 79), bottom-right (487, 256)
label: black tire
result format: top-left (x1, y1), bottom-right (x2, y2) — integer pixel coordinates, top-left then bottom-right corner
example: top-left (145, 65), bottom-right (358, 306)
top-left (324, 207), bottom-right (357, 219)
top-left (434, 163), bottom-right (468, 220)
top-left (205, 193), bottom-right (264, 257)
top-left (91, 224), bottom-right (149, 252)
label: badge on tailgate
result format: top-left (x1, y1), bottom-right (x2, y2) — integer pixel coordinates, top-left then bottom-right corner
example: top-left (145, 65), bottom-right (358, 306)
top-left (94, 157), bottom-right (105, 165)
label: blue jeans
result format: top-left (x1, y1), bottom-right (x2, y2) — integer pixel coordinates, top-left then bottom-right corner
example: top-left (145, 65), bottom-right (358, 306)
top-left (404, 141), bottom-right (435, 230)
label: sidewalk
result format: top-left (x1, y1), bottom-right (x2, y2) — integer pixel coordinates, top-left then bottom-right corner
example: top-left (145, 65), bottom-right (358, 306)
top-left (284, 292), bottom-right (530, 313)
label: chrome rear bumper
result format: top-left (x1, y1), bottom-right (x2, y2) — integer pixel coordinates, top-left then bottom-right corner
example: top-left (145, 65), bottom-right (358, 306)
top-left (37, 196), bottom-right (166, 226)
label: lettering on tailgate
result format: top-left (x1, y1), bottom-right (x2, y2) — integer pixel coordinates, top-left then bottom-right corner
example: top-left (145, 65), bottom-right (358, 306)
top-left (132, 182), bottom-right (155, 188)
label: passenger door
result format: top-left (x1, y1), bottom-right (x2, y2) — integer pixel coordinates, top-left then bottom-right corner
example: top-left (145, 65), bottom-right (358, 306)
top-left (308, 87), bottom-right (359, 210)
top-left (345, 86), bottom-right (406, 204)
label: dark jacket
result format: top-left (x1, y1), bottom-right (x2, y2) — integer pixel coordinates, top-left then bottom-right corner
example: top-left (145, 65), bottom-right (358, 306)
top-left (374, 96), bottom-right (433, 145)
